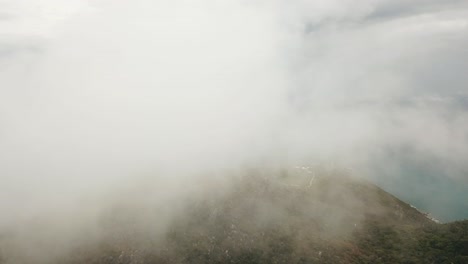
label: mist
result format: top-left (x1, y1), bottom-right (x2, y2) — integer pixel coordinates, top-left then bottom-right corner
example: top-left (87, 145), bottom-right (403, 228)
top-left (1, 0), bottom-right (468, 262)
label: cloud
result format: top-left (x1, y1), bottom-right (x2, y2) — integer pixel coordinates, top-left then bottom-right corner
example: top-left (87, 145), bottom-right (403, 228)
top-left (0, 0), bottom-right (467, 260)
top-left (0, 0), bottom-right (292, 232)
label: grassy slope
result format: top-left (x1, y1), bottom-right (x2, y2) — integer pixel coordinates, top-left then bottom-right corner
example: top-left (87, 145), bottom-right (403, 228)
top-left (1, 170), bottom-right (467, 263)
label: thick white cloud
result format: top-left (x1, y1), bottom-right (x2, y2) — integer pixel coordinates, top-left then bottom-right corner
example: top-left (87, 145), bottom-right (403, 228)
top-left (0, 0), bottom-right (467, 250)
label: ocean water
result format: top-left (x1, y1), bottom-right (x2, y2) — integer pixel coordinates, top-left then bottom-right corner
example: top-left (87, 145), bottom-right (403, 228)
top-left (370, 149), bottom-right (468, 223)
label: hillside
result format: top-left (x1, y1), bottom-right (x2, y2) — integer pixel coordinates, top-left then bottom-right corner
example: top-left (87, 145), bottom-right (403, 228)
top-left (1, 169), bottom-right (467, 264)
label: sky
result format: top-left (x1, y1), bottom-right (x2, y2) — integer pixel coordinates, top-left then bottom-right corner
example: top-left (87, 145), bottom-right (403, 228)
top-left (0, 0), bottom-right (467, 235)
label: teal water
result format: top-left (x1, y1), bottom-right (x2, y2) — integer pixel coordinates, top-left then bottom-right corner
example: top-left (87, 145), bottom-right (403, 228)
top-left (370, 150), bottom-right (468, 223)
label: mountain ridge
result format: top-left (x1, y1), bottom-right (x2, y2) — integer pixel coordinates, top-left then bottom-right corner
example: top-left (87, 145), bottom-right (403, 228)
top-left (1, 169), bottom-right (467, 264)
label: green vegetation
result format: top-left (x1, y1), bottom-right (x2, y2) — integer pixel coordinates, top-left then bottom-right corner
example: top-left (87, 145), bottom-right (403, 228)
top-left (1, 170), bottom-right (467, 263)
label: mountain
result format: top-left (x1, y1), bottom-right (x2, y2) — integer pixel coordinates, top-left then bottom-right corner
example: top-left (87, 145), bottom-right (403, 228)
top-left (1, 168), bottom-right (467, 263)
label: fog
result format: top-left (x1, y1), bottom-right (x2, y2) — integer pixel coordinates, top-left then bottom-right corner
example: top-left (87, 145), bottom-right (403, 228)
top-left (0, 0), bottom-right (468, 262)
